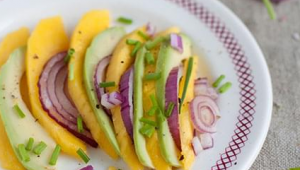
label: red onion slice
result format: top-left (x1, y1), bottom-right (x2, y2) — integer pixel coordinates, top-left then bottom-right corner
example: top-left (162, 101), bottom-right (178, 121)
top-left (194, 78), bottom-right (218, 100)
top-left (39, 52), bottom-right (97, 147)
top-left (189, 95), bottom-right (219, 133)
top-left (101, 92), bottom-right (123, 109)
top-left (120, 67), bottom-right (134, 140)
top-left (146, 22), bottom-right (156, 37)
top-left (192, 136), bottom-right (203, 155)
top-left (170, 33), bottom-right (183, 53)
top-left (94, 56), bottom-right (112, 115)
top-left (80, 165), bottom-right (94, 170)
top-left (199, 133), bottom-right (214, 150)
top-left (165, 66), bottom-right (183, 149)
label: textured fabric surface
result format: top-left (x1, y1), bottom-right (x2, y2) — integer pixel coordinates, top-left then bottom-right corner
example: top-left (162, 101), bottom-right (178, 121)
top-left (218, 0), bottom-right (300, 170)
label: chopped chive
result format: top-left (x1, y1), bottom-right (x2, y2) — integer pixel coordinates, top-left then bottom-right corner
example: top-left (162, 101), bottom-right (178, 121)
top-left (213, 75), bottom-right (225, 88)
top-left (157, 109), bottom-right (166, 123)
top-left (147, 106), bottom-right (157, 116)
top-left (77, 148), bottom-right (90, 163)
top-left (140, 118), bottom-right (158, 127)
top-left (130, 42), bottom-right (142, 57)
top-left (218, 82), bottom-right (232, 94)
top-left (33, 141), bottom-right (47, 155)
top-left (262, 0), bottom-right (277, 20)
top-left (26, 137), bottom-right (34, 151)
top-left (137, 31), bottom-right (150, 40)
top-left (18, 144), bottom-right (30, 162)
top-left (290, 168), bottom-right (300, 170)
top-left (145, 51), bottom-right (155, 65)
top-left (139, 124), bottom-right (155, 138)
top-left (144, 72), bottom-right (161, 81)
top-left (64, 48), bottom-right (75, 63)
top-left (77, 116), bottom-right (83, 133)
top-left (150, 94), bottom-right (158, 107)
top-left (49, 145), bottom-right (61, 166)
top-left (99, 81), bottom-right (115, 88)
top-left (179, 57), bottom-right (194, 112)
top-left (117, 17), bottom-right (133, 25)
top-left (145, 36), bottom-right (165, 50)
top-left (126, 39), bottom-right (138, 45)
top-left (69, 62), bottom-right (74, 80)
top-left (13, 104), bottom-right (25, 118)
top-left (165, 102), bottom-right (175, 117)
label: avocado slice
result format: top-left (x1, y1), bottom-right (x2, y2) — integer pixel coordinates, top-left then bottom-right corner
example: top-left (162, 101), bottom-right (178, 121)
top-left (0, 47), bottom-right (56, 170)
top-left (83, 27), bottom-right (126, 155)
top-left (133, 47), bottom-right (154, 168)
top-left (155, 34), bottom-right (192, 166)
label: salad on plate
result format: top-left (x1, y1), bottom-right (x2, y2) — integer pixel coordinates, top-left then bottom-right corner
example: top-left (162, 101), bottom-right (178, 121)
top-left (0, 10), bottom-right (231, 170)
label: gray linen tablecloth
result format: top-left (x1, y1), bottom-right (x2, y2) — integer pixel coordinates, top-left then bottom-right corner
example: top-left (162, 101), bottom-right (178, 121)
top-left (218, 0), bottom-right (300, 170)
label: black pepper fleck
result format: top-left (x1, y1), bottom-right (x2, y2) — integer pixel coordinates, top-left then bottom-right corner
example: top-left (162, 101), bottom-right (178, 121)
top-left (178, 98), bottom-right (181, 104)
top-left (179, 155), bottom-right (184, 161)
top-left (234, 162), bottom-right (237, 165)
top-left (121, 61), bottom-right (124, 63)
top-left (78, 31), bottom-right (82, 34)
top-left (33, 55), bottom-right (39, 59)
top-left (96, 104), bottom-right (100, 109)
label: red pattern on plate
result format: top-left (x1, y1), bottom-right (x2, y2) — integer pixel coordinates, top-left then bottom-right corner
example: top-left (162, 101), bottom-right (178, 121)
top-left (165, 0), bottom-right (257, 169)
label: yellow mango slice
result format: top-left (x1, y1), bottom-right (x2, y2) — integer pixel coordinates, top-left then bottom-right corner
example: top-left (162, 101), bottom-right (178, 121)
top-left (178, 56), bottom-right (198, 170)
top-left (26, 17), bottom-right (86, 157)
top-left (106, 27), bottom-right (147, 170)
top-left (67, 10), bottom-right (119, 159)
top-left (143, 27), bottom-right (181, 170)
top-left (0, 27), bottom-right (29, 170)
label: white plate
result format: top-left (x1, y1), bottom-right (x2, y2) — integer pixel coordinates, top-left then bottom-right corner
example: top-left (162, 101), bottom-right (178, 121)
top-left (0, 0), bottom-right (272, 170)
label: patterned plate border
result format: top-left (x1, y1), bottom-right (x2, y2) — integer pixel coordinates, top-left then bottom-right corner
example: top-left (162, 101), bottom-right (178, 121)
top-left (164, 0), bottom-right (257, 169)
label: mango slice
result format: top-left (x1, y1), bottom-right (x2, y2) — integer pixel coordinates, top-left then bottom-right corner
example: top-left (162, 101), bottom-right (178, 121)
top-left (0, 27), bottom-right (29, 170)
top-left (143, 27), bottom-right (181, 170)
top-left (178, 56), bottom-right (198, 170)
top-left (26, 16), bottom-right (86, 157)
top-left (67, 10), bottom-right (120, 159)
top-left (106, 27), bottom-right (147, 170)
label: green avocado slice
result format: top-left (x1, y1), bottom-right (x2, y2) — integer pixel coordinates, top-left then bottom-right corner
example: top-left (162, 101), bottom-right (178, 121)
top-left (0, 47), bottom-right (56, 170)
top-left (133, 47), bottom-right (154, 168)
top-left (83, 27), bottom-right (126, 155)
top-left (155, 34), bottom-right (192, 167)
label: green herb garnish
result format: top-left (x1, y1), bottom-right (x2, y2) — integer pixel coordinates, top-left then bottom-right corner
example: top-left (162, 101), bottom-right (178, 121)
top-left (77, 148), bottom-right (90, 163)
top-left (77, 116), bottom-right (83, 133)
top-left (26, 137), bottom-right (34, 151)
top-left (145, 36), bottom-right (165, 50)
top-left (145, 51), bottom-right (155, 65)
top-left (262, 0), bottom-right (277, 20)
top-left (68, 62), bottom-right (74, 81)
top-left (33, 141), bottom-right (47, 155)
top-left (18, 144), bottom-right (30, 162)
top-left (130, 42), bottom-right (142, 57)
top-left (140, 118), bottom-right (158, 127)
top-left (179, 57), bottom-right (194, 112)
top-left (150, 94), bottom-right (158, 107)
top-left (218, 82), bottom-right (232, 94)
top-left (49, 145), bottom-right (61, 166)
top-left (64, 48), bottom-right (75, 63)
top-left (117, 17), bottom-right (133, 25)
top-left (139, 124), bottom-right (155, 138)
top-left (213, 75), bottom-right (225, 88)
top-left (126, 39), bottom-right (138, 45)
top-left (137, 31), bottom-right (150, 40)
top-left (144, 72), bottom-right (161, 81)
top-left (165, 102), bottom-right (175, 117)
top-left (13, 104), bottom-right (25, 118)
top-left (99, 81), bottom-right (115, 88)
top-left (147, 106), bottom-right (157, 116)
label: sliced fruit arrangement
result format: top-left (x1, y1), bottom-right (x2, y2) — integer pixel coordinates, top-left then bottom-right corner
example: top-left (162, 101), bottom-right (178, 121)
top-left (0, 10), bottom-right (232, 170)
